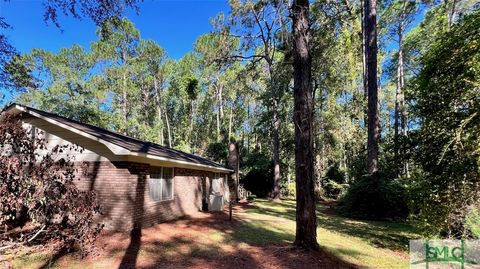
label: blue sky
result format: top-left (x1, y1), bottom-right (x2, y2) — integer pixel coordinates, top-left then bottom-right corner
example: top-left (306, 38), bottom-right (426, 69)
top-left (0, 0), bottom-right (230, 59)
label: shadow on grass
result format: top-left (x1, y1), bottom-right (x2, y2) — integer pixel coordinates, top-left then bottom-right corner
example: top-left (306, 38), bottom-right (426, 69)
top-left (245, 199), bottom-right (418, 251)
top-left (38, 247), bottom-right (68, 269)
top-left (111, 210), bottom-right (358, 269)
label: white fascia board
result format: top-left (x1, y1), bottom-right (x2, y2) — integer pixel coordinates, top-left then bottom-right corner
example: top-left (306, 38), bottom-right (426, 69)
top-left (14, 105), bottom-right (129, 154)
top-left (129, 152), bottom-right (234, 173)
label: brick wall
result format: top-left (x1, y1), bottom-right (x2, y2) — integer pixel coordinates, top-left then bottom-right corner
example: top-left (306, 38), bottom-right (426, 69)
top-left (75, 161), bottom-right (230, 231)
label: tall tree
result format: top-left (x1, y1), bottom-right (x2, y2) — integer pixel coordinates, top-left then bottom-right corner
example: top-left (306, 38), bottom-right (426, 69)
top-left (292, 0), bottom-right (319, 249)
top-left (381, 0), bottom-right (418, 176)
top-left (364, 0), bottom-right (380, 174)
top-left (94, 17), bottom-right (141, 135)
top-left (214, 0), bottom-right (289, 200)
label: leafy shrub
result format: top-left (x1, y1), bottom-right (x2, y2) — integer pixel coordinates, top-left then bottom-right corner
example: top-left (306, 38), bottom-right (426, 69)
top-left (407, 11), bottom-right (480, 238)
top-left (0, 115), bottom-right (102, 254)
top-left (325, 164), bottom-right (347, 184)
top-left (339, 172), bottom-right (409, 220)
top-left (322, 180), bottom-right (349, 200)
top-left (241, 168), bottom-right (273, 198)
top-left (281, 182), bottom-right (296, 198)
top-left (205, 142), bottom-right (228, 164)
top-left (321, 164), bottom-right (349, 200)
top-left (240, 151), bottom-right (274, 198)
top-left (466, 207), bottom-right (480, 239)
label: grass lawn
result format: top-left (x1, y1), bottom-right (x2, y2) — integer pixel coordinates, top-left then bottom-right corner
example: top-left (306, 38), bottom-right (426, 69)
top-left (2, 199), bottom-right (420, 269)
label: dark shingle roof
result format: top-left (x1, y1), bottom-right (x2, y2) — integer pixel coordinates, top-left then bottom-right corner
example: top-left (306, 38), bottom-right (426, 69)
top-left (5, 103), bottom-right (232, 171)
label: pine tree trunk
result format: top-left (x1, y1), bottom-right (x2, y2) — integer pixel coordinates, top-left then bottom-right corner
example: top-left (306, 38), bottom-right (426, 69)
top-left (361, 0), bottom-right (368, 125)
top-left (292, 0), bottom-right (319, 250)
top-left (154, 77), bottom-right (164, 145)
top-left (122, 49), bottom-right (128, 135)
top-left (397, 20), bottom-right (409, 177)
top-left (165, 111), bottom-right (172, 148)
top-left (272, 98), bottom-right (281, 201)
top-left (364, 0), bottom-right (380, 174)
top-left (228, 107), bottom-right (233, 143)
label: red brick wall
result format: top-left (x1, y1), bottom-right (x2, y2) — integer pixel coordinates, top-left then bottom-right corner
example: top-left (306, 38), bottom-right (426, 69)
top-left (75, 161), bottom-right (230, 231)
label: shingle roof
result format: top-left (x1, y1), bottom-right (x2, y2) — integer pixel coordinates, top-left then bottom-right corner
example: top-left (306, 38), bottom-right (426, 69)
top-left (4, 103), bottom-right (232, 172)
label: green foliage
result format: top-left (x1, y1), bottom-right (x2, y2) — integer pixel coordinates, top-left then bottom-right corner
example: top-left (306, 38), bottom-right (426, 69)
top-left (325, 164), bottom-right (347, 184)
top-left (205, 142), bottom-right (228, 164)
top-left (281, 182), bottom-right (296, 199)
top-left (241, 151), bottom-right (274, 198)
top-left (321, 164), bottom-right (349, 200)
top-left (339, 172), bottom-right (409, 220)
top-left (466, 207), bottom-right (480, 238)
top-left (408, 10), bottom-right (480, 237)
top-left (242, 168), bottom-right (273, 198)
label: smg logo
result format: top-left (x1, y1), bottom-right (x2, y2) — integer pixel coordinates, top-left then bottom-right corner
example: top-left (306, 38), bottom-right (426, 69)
top-left (410, 240), bottom-right (480, 268)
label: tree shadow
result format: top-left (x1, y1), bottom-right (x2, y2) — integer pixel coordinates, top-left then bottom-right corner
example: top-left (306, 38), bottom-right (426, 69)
top-left (113, 210), bottom-right (358, 269)
top-left (242, 199), bottom-right (417, 251)
top-left (38, 247), bottom-right (68, 269)
top-left (118, 170), bottom-right (146, 269)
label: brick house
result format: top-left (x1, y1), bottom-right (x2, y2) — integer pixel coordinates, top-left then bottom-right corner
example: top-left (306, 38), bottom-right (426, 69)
top-left (3, 103), bottom-right (234, 231)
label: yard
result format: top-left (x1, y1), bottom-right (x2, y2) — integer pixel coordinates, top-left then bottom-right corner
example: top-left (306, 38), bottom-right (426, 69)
top-left (3, 199), bottom-right (419, 269)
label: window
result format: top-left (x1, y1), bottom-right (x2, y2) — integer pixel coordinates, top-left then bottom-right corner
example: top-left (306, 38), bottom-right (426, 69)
top-left (149, 167), bottom-right (174, 201)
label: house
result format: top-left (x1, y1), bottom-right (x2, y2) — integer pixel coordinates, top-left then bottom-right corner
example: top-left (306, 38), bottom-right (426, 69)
top-left (2, 103), bottom-right (234, 231)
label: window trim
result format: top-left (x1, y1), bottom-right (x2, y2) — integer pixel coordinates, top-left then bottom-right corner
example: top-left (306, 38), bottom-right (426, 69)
top-left (149, 167), bottom-right (175, 202)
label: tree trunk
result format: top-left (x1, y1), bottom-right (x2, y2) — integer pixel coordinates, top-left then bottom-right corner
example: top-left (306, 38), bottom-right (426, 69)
top-left (272, 98), bottom-right (281, 201)
top-left (122, 71), bottom-right (128, 135)
top-left (122, 49), bottom-right (128, 135)
top-left (361, 0), bottom-right (368, 125)
top-left (165, 111), bottom-right (172, 148)
top-left (154, 77), bottom-right (164, 145)
top-left (188, 100), bottom-right (195, 148)
top-left (448, 0), bottom-right (457, 27)
top-left (228, 107), bottom-right (233, 143)
top-left (292, 0), bottom-right (319, 250)
top-left (396, 24), bottom-right (405, 174)
top-left (364, 0), bottom-right (380, 174)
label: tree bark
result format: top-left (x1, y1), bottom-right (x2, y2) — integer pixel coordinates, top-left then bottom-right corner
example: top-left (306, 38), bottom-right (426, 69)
top-left (154, 77), bottom-right (164, 145)
top-left (165, 111), bottom-right (172, 148)
top-left (121, 49), bottom-right (129, 135)
top-left (292, 0), bottom-right (319, 250)
top-left (364, 0), bottom-right (380, 174)
top-left (272, 97), bottom-right (281, 201)
top-left (361, 0), bottom-right (368, 125)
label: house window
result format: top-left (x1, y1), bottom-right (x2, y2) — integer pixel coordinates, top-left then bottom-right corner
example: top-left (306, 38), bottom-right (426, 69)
top-left (212, 173), bottom-right (221, 194)
top-left (149, 167), bottom-right (174, 201)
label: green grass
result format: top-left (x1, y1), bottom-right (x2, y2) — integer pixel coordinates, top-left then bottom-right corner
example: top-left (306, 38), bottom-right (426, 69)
top-left (240, 199), bottom-right (420, 268)
top-left (4, 199), bottom-right (420, 269)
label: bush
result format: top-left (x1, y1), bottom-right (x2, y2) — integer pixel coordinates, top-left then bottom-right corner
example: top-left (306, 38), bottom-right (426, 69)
top-left (466, 207), bottom-right (480, 239)
top-left (339, 172), bottom-right (409, 220)
top-left (240, 151), bottom-right (274, 198)
top-left (0, 115), bottom-right (102, 255)
top-left (325, 164), bottom-right (347, 184)
top-left (322, 164), bottom-right (349, 200)
top-left (247, 194), bottom-right (257, 202)
top-left (205, 142), bottom-right (228, 164)
top-left (241, 168), bottom-right (273, 198)
top-left (322, 180), bottom-right (349, 200)
top-left (281, 182), bottom-right (296, 198)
